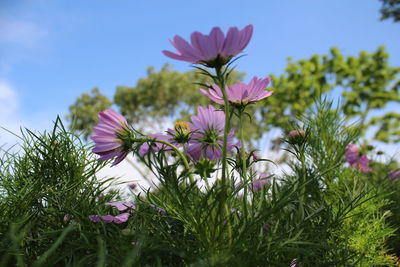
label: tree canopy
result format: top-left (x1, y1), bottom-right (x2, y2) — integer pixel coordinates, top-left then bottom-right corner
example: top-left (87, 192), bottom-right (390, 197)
top-left (380, 0), bottom-right (400, 22)
top-left (67, 47), bottom-right (399, 143)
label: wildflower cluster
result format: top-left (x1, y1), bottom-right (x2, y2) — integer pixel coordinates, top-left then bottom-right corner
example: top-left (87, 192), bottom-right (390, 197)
top-left (86, 24), bottom-right (400, 265)
top-left (91, 24), bottom-right (272, 182)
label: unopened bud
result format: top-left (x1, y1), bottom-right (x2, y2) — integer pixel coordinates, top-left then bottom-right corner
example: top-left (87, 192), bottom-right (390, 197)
top-left (287, 129), bottom-right (306, 144)
top-left (172, 120), bottom-right (191, 143)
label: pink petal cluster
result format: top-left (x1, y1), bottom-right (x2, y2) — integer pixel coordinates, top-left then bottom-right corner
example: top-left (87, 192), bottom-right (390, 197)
top-left (249, 173), bottom-right (271, 192)
top-left (200, 77), bottom-right (272, 106)
top-left (149, 204), bottom-right (167, 215)
top-left (63, 214), bottom-right (71, 223)
top-left (139, 133), bottom-right (171, 156)
top-left (187, 105), bottom-right (237, 161)
top-left (91, 109), bottom-right (130, 166)
top-left (288, 129), bottom-right (305, 139)
top-left (345, 144), bottom-right (372, 173)
top-left (163, 25), bottom-right (253, 66)
top-left (105, 202), bottom-right (136, 211)
top-left (389, 169), bottom-right (400, 180)
top-left (89, 213), bottom-right (130, 224)
top-left (128, 183), bottom-right (137, 189)
top-left (290, 259), bottom-right (302, 267)
top-left (88, 202), bottom-right (135, 224)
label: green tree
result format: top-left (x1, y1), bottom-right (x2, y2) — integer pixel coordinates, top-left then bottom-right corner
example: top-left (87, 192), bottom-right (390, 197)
top-left (68, 64), bottom-right (245, 138)
top-left (66, 88), bottom-right (112, 139)
top-left (380, 0), bottom-right (400, 22)
top-left (262, 46), bottom-right (400, 143)
top-left (67, 47), bottom-right (400, 143)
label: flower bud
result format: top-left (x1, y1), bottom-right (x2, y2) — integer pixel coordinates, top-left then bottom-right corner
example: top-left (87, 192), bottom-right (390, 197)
top-left (171, 120), bottom-right (191, 144)
top-left (287, 129), bottom-right (306, 144)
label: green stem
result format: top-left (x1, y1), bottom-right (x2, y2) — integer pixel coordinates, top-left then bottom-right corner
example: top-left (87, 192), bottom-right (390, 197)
top-left (298, 148), bottom-right (306, 218)
top-left (152, 139), bottom-right (195, 184)
top-left (215, 67), bottom-right (230, 185)
top-left (214, 66), bottom-right (232, 243)
top-left (239, 110), bottom-right (249, 218)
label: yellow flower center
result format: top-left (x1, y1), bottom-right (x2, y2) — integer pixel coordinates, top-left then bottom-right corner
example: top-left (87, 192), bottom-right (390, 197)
top-left (174, 121), bottom-right (190, 134)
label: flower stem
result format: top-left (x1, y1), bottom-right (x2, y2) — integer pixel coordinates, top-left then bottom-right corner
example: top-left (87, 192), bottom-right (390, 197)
top-left (152, 139), bottom-right (195, 184)
top-left (215, 66), bottom-right (232, 243)
top-left (215, 66), bottom-right (230, 185)
top-left (239, 110), bottom-right (249, 218)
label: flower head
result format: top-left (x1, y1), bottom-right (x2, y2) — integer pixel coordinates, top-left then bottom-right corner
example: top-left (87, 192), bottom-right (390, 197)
top-left (113, 213), bottom-right (130, 224)
top-left (91, 109), bottom-right (131, 166)
top-left (139, 133), bottom-right (171, 156)
top-left (200, 77), bottom-right (272, 107)
top-left (345, 144), bottom-right (372, 173)
top-left (167, 120), bottom-right (191, 144)
top-left (88, 215), bottom-right (101, 223)
top-left (287, 129), bottom-right (306, 144)
top-left (187, 105), bottom-right (237, 161)
top-left (389, 169), bottom-right (400, 180)
top-left (149, 204), bottom-right (167, 215)
top-left (105, 202), bottom-right (136, 212)
top-left (128, 183), bottom-right (137, 189)
top-left (249, 173), bottom-right (271, 192)
top-left (101, 215), bottom-right (115, 223)
top-left (63, 214), bottom-right (71, 223)
top-left (163, 25), bottom-right (253, 67)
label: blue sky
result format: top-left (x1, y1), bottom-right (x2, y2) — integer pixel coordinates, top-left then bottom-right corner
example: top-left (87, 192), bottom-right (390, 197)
top-left (0, 0), bottom-right (399, 148)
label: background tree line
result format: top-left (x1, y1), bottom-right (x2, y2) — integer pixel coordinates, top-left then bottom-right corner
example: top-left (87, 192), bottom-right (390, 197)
top-left (67, 46), bottom-right (400, 148)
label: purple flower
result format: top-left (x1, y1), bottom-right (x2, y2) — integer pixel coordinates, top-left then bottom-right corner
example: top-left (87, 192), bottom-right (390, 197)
top-left (105, 202), bottom-right (136, 211)
top-left (200, 77), bottom-right (272, 106)
top-left (389, 169), bottom-right (400, 180)
top-left (149, 204), bottom-right (167, 215)
top-left (345, 144), bottom-right (361, 165)
top-left (187, 105), bottom-right (237, 161)
top-left (167, 120), bottom-right (191, 144)
top-left (113, 213), bottom-right (130, 224)
top-left (249, 173), bottom-right (270, 192)
top-left (156, 207), bottom-right (167, 216)
top-left (101, 215), bottom-right (115, 223)
top-left (139, 133), bottom-right (171, 156)
top-left (63, 214), bottom-right (71, 223)
top-left (290, 259), bottom-right (302, 267)
top-left (128, 183), bottom-right (137, 189)
top-left (88, 215), bottom-right (101, 223)
top-left (345, 144), bottom-right (372, 173)
top-left (89, 212), bottom-right (131, 224)
top-left (91, 109), bottom-right (130, 166)
top-left (163, 25), bottom-right (253, 67)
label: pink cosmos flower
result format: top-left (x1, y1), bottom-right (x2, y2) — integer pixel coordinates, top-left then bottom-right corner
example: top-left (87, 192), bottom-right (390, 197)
top-left (88, 215), bottom-right (101, 223)
top-left (162, 25), bottom-right (253, 67)
top-left (113, 213), bottom-right (130, 224)
top-left (166, 121), bottom-right (191, 144)
top-left (63, 214), bottom-right (71, 223)
top-left (187, 105), bottom-right (237, 161)
top-left (389, 169), bottom-right (400, 180)
top-left (128, 183), bottom-right (137, 189)
top-left (249, 173), bottom-right (271, 192)
top-left (139, 133), bottom-right (171, 156)
top-left (96, 213), bottom-right (130, 224)
top-left (288, 130), bottom-right (305, 139)
top-left (91, 109), bottom-right (130, 166)
top-left (345, 144), bottom-right (372, 173)
top-left (101, 215), bottom-right (115, 223)
top-left (290, 259), bottom-right (302, 267)
top-left (200, 77), bottom-right (272, 106)
top-left (105, 202), bottom-right (136, 211)
top-left (150, 204), bottom-right (167, 215)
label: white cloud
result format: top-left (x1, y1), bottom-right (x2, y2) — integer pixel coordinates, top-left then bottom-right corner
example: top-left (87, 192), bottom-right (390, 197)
top-left (0, 19), bottom-right (47, 45)
top-left (0, 80), bottom-right (54, 151)
top-left (0, 80), bottom-right (18, 118)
